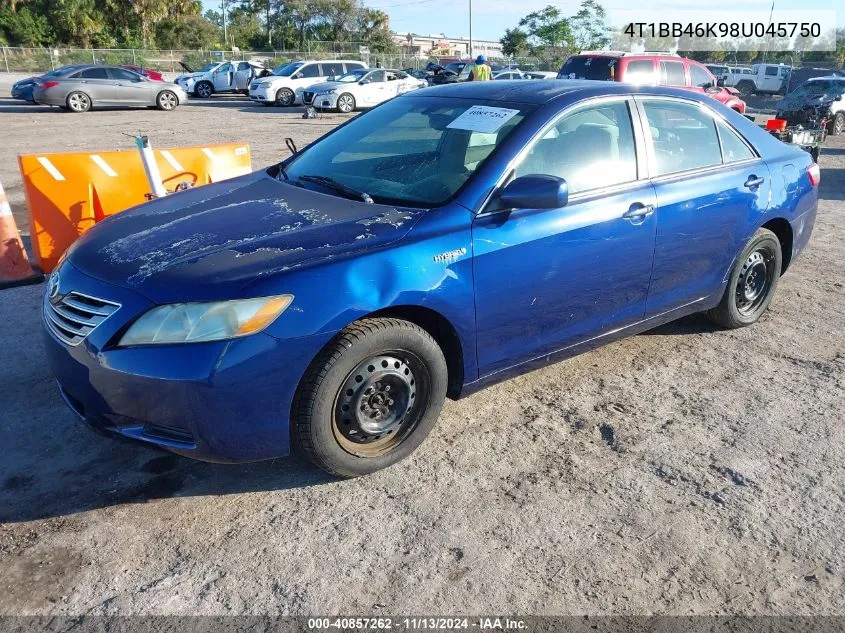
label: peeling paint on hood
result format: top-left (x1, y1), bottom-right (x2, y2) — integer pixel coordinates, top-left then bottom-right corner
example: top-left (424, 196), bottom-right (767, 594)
top-left (67, 171), bottom-right (425, 303)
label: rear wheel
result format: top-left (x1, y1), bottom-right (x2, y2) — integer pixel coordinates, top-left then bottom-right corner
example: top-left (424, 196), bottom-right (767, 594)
top-left (293, 318), bottom-right (448, 477)
top-left (275, 88), bottom-right (294, 106)
top-left (736, 80), bottom-right (755, 97)
top-left (66, 91), bottom-right (91, 113)
top-left (707, 228), bottom-right (782, 329)
top-left (195, 81), bottom-right (213, 98)
top-left (830, 112), bottom-right (845, 136)
top-left (337, 92), bottom-right (355, 113)
top-left (156, 90), bottom-right (179, 111)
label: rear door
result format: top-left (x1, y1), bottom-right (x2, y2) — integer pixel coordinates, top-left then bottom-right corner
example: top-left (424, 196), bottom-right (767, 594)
top-left (107, 67), bottom-right (151, 104)
top-left (74, 67), bottom-right (115, 103)
top-left (659, 60), bottom-right (687, 88)
top-left (473, 97), bottom-right (658, 374)
top-left (636, 97), bottom-right (770, 316)
top-left (234, 62), bottom-right (253, 90)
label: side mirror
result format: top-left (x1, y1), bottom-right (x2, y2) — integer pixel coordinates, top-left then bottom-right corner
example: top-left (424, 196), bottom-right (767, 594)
top-left (359, 79), bottom-right (370, 85)
top-left (293, 73), bottom-right (302, 79)
top-left (498, 175), bottom-right (568, 210)
top-left (717, 77), bottom-right (726, 87)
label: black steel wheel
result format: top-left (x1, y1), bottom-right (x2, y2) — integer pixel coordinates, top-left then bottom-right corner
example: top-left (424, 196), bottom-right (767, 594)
top-left (707, 228), bottom-right (782, 329)
top-left (293, 318), bottom-right (448, 477)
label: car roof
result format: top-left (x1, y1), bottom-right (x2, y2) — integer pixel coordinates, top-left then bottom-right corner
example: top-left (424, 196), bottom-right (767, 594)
top-left (807, 75), bottom-right (845, 82)
top-left (416, 80), bottom-right (723, 106)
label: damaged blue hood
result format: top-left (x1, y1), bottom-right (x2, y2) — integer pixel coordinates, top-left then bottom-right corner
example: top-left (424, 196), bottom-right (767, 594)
top-left (67, 171), bottom-right (424, 303)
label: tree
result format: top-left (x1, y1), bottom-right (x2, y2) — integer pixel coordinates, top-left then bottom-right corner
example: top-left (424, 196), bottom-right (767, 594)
top-left (132, 0), bottom-right (169, 47)
top-left (500, 27), bottom-right (529, 58)
top-left (519, 5), bottom-right (571, 49)
top-left (53, 0), bottom-right (105, 47)
top-left (569, 0), bottom-right (609, 50)
top-left (0, 5), bottom-right (50, 45)
top-left (155, 14), bottom-right (219, 48)
top-left (356, 8), bottom-right (393, 53)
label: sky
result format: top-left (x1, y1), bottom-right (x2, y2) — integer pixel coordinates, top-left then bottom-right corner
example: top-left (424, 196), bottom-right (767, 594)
top-left (202, 0), bottom-right (842, 43)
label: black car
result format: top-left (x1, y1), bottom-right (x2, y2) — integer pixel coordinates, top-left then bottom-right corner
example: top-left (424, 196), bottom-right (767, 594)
top-left (776, 77), bottom-right (845, 136)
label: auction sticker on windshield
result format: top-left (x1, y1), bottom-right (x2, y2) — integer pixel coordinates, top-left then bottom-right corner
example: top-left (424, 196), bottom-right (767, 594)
top-left (447, 106), bottom-right (521, 133)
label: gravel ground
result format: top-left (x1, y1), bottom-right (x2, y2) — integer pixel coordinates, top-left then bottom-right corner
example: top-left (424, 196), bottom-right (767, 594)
top-left (0, 79), bottom-right (844, 616)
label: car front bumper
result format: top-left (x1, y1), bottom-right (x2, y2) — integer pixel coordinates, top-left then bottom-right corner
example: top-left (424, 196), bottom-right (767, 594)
top-left (43, 261), bottom-right (333, 463)
top-left (300, 91), bottom-right (339, 109)
top-left (249, 85), bottom-right (276, 102)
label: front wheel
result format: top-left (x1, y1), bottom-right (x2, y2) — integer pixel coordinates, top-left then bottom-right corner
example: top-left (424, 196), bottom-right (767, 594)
top-left (336, 92), bottom-right (355, 113)
top-left (293, 318), bottom-right (448, 477)
top-left (707, 228), bottom-right (782, 329)
top-left (736, 80), bottom-right (755, 97)
top-left (156, 90), bottom-right (179, 111)
top-left (275, 88), bottom-right (294, 106)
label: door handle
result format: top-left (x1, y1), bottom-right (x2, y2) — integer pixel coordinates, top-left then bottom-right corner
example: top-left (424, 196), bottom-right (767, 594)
top-left (623, 203), bottom-right (655, 222)
top-left (744, 175), bottom-right (764, 188)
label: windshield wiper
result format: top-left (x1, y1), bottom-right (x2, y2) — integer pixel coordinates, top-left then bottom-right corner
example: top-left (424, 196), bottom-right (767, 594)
top-left (297, 175), bottom-right (373, 204)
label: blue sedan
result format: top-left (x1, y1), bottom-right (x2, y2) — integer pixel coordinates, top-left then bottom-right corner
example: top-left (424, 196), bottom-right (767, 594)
top-left (43, 81), bottom-right (819, 477)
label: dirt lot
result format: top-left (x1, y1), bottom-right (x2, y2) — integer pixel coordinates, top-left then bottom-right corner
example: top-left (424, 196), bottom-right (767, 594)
top-left (0, 79), bottom-right (844, 616)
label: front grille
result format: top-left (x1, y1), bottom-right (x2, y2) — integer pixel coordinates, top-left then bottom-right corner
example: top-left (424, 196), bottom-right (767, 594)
top-left (44, 291), bottom-right (121, 346)
top-left (303, 92), bottom-right (315, 104)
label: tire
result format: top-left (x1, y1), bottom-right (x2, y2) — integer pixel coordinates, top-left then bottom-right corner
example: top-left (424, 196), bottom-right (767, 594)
top-left (293, 317), bottom-right (448, 478)
top-left (736, 80), bottom-right (755, 97)
top-left (829, 112), bottom-right (845, 136)
top-left (195, 81), bottom-right (213, 99)
top-left (156, 90), bottom-right (179, 111)
top-left (336, 92), bottom-right (355, 113)
top-left (274, 88), bottom-right (294, 107)
top-left (66, 91), bottom-right (91, 113)
top-left (707, 228), bottom-right (782, 329)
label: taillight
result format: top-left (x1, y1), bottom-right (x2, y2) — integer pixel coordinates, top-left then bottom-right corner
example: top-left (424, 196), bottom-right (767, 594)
top-left (41, 81), bottom-right (59, 89)
top-left (808, 163), bottom-right (820, 187)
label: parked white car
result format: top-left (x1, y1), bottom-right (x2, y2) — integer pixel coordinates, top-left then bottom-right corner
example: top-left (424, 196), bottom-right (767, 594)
top-left (297, 68), bottom-right (426, 112)
top-left (523, 71), bottom-right (558, 80)
top-left (249, 59), bottom-right (367, 106)
top-left (175, 61), bottom-right (268, 98)
top-left (493, 70), bottom-right (525, 80)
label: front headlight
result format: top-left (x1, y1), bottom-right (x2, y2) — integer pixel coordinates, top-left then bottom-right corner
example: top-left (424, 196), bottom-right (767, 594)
top-left (118, 295), bottom-right (293, 346)
top-left (317, 90), bottom-right (336, 96)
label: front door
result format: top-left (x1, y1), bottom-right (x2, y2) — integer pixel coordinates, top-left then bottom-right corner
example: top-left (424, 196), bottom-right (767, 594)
top-left (637, 97), bottom-right (771, 316)
top-left (213, 63), bottom-right (234, 92)
top-left (107, 67), bottom-right (150, 104)
top-left (473, 98), bottom-right (658, 375)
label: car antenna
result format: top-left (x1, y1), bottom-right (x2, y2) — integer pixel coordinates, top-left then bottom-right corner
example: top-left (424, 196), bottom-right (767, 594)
top-left (285, 137), bottom-right (297, 155)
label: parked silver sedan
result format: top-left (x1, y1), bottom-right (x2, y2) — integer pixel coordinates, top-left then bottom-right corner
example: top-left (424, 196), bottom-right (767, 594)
top-left (32, 65), bottom-right (188, 112)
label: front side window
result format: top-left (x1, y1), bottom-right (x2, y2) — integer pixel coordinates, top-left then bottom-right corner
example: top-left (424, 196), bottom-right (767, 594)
top-left (109, 68), bottom-right (142, 81)
top-left (690, 64), bottom-right (713, 88)
top-left (559, 55), bottom-right (618, 81)
top-left (298, 63), bottom-right (321, 78)
top-left (217, 63), bottom-right (232, 73)
top-left (765, 66), bottom-right (779, 76)
top-left (641, 100), bottom-right (722, 175)
top-left (368, 70), bottom-right (386, 83)
top-left (716, 118), bottom-right (755, 163)
top-left (515, 100), bottom-right (638, 194)
top-left (660, 61), bottom-right (686, 86)
top-left (284, 96), bottom-right (532, 207)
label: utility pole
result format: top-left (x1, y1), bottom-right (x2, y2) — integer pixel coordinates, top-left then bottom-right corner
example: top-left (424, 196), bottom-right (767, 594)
top-left (222, 0), bottom-right (228, 49)
top-left (469, 0), bottom-right (473, 58)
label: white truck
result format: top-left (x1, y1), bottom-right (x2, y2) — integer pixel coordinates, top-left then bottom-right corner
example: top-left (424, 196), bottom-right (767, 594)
top-left (726, 63), bottom-right (791, 96)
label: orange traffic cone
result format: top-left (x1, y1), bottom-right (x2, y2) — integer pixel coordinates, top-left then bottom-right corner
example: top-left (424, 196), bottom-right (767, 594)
top-left (1, 179), bottom-right (43, 289)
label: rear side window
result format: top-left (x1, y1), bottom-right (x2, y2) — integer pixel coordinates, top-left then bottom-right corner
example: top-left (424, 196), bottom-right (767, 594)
top-left (76, 67), bottom-right (109, 79)
top-left (515, 100), bottom-right (638, 194)
top-left (641, 100), bottom-right (722, 175)
top-left (765, 66), bottom-right (779, 76)
top-left (624, 60), bottom-right (656, 85)
top-left (344, 62), bottom-right (366, 72)
top-left (659, 61), bottom-right (686, 86)
top-left (689, 64), bottom-right (713, 88)
top-left (715, 118), bottom-right (755, 163)
top-left (298, 64), bottom-right (321, 78)
top-left (559, 56), bottom-right (618, 81)
top-left (322, 62), bottom-right (344, 77)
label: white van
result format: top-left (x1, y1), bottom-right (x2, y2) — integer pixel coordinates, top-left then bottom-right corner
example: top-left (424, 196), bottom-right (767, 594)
top-left (249, 59), bottom-right (368, 106)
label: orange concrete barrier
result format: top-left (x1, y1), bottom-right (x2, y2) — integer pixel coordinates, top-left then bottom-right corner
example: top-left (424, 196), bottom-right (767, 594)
top-left (19, 143), bottom-right (252, 273)
top-left (0, 179), bottom-right (43, 289)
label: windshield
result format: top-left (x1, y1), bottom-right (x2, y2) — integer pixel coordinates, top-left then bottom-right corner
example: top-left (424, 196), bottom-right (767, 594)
top-left (273, 62), bottom-right (303, 77)
top-left (335, 69), bottom-right (369, 83)
top-left (559, 56), bottom-right (618, 80)
top-left (284, 96), bottom-right (534, 207)
top-left (445, 62), bottom-right (466, 74)
top-left (794, 80), bottom-right (845, 97)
